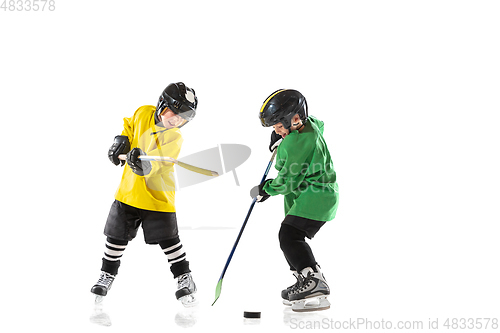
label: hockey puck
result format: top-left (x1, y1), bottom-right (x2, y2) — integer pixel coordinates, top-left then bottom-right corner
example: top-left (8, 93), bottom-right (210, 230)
top-left (243, 311), bottom-right (261, 319)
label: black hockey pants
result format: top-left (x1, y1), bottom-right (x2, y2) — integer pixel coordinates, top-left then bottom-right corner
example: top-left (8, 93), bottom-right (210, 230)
top-left (278, 215), bottom-right (325, 272)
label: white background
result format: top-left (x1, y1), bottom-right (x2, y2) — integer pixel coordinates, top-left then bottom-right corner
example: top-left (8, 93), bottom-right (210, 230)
top-left (1, 0), bottom-right (499, 332)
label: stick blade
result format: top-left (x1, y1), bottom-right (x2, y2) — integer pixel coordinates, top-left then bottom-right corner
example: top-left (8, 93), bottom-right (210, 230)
top-left (212, 279), bottom-right (223, 306)
top-left (177, 161), bottom-right (219, 177)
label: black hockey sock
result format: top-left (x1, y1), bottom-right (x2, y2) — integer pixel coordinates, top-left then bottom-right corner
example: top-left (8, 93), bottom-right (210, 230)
top-left (101, 237), bottom-right (128, 276)
top-left (279, 224), bottom-right (318, 273)
top-left (159, 237), bottom-right (191, 278)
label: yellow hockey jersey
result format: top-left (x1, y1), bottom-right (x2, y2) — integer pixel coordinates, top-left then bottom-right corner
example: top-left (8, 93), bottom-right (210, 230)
top-left (114, 105), bottom-right (183, 212)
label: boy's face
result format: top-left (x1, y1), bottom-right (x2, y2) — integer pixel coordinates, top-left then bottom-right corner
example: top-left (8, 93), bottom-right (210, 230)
top-left (273, 114), bottom-right (303, 138)
top-left (273, 122), bottom-right (289, 138)
top-left (160, 108), bottom-right (187, 129)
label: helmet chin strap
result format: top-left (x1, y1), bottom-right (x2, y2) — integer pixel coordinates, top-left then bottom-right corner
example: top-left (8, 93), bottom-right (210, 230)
top-left (292, 122), bottom-right (304, 132)
top-left (154, 113), bottom-right (164, 127)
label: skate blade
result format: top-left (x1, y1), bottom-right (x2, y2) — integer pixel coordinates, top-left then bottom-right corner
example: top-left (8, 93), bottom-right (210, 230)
top-left (283, 299), bottom-right (292, 306)
top-left (292, 296), bottom-right (330, 312)
top-left (179, 294), bottom-right (199, 308)
top-left (90, 296), bottom-right (111, 326)
top-left (90, 312), bottom-right (112, 327)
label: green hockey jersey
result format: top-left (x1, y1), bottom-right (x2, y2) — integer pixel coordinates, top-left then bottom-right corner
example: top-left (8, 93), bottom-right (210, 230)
top-left (262, 116), bottom-right (339, 221)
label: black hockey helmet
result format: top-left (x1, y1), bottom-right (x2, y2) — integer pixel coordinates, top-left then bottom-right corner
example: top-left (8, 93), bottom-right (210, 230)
top-left (259, 89), bottom-right (308, 129)
top-left (156, 82), bottom-right (198, 124)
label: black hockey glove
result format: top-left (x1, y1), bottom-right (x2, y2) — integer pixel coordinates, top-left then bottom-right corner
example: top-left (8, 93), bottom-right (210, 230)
top-left (108, 135), bottom-right (131, 166)
top-left (250, 179), bottom-right (272, 202)
top-left (269, 131), bottom-right (283, 152)
top-left (126, 148), bottom-right (152, 176)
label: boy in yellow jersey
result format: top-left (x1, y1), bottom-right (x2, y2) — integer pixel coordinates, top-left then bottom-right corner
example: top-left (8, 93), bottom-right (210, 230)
top-left (91, 82), bottom-right (198, 307)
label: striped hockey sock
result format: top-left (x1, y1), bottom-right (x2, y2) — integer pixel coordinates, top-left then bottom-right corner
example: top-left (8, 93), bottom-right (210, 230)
top-left (159, 237), bottom-right (190, 278)
top-left (100, 237), bottom-right (128, 276)
top-left (104, 238), bottom-right (128, 262)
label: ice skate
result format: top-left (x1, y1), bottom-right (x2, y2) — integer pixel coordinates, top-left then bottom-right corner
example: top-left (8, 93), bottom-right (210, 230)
top-left (175, 273), bottom-right (198, 307)
top-left (91, 271), bottom-right (115, 297)
top-left (281, 271), bottom-right (299, 306)
top-left (289, 266), bottom-right (330, 312)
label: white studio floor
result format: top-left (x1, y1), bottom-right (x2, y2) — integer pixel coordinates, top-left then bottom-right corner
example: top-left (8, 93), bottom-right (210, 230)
top-left (8, 208), bottom-right (499, 333)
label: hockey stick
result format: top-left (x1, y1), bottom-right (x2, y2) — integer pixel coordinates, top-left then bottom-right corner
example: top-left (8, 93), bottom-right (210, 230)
top-left (118, 154), bottom-right (219, 177)
top-left (212, 148), bottom-right (278, 305)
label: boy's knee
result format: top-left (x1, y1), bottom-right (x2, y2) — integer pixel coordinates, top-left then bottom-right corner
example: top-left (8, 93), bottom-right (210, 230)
top-left (279, 224), bottom-right (304, 250)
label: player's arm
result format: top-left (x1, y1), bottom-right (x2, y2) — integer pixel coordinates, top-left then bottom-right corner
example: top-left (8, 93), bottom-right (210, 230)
top-left (108, 135), bottom-right (130, 166)
top-left (108, 110), bottom-right (137, 166)
top-left (263, 137), bottom-right (314, 196)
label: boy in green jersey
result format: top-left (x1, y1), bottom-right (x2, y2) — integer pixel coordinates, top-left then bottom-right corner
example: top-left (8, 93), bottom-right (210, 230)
top-left (250, 89), bottom-right (339, 312)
